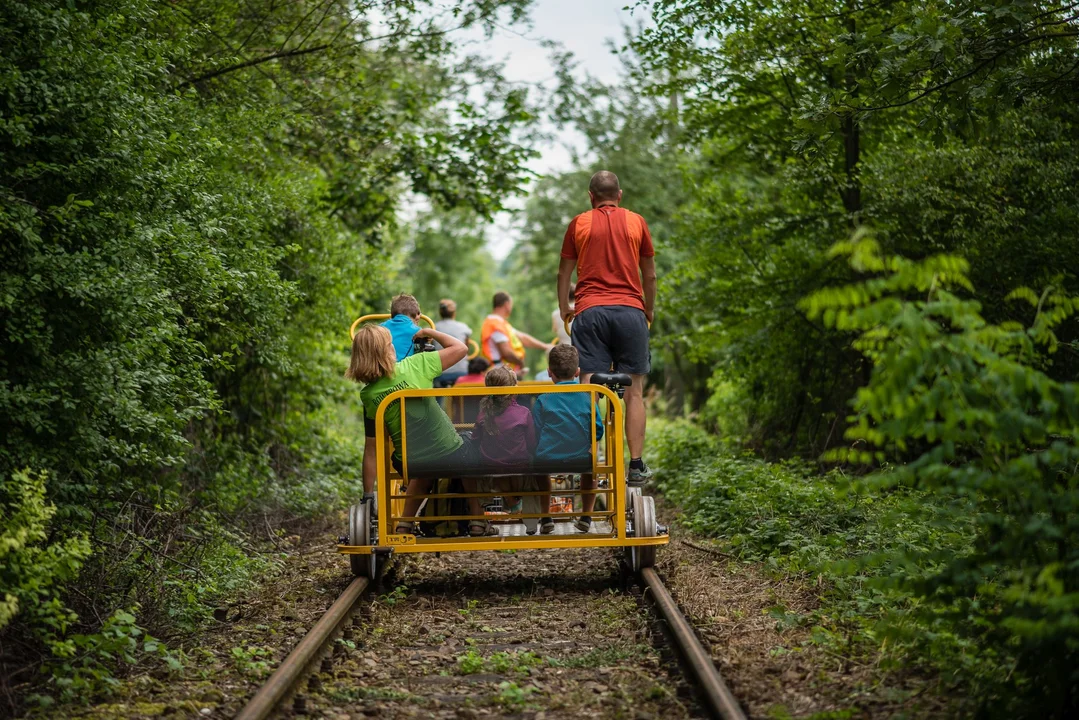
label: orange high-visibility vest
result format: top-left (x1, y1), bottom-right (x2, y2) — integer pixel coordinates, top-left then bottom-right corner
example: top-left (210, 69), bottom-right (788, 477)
top-left (480, 315), bottom-right (525, 369)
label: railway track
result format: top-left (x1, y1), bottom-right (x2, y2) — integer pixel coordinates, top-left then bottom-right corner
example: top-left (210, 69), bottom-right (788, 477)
top-left (235, 549), bottom-right (746, 720)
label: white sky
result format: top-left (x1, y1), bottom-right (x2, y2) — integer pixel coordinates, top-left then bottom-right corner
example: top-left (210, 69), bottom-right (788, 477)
top-left (461, 0), bottom-right (638, 260)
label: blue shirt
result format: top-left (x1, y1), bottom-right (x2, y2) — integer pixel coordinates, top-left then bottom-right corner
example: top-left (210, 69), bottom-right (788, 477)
top-left (382, 315), bottom-right (420, 362)
top-left (531, 380), bottom-right (605, 462)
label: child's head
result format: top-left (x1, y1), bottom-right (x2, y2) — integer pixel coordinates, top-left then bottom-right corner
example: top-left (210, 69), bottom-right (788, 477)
top-left (480, 365), bottom-right (517, 434)
top-left (389, 294), bottom-right (421, 320)
top-left (467, 357), bottom-right (491, 375)
top-left (346, 324), bottom-right (396, 384)
top-left (547, 344), bottom-right (581, 382)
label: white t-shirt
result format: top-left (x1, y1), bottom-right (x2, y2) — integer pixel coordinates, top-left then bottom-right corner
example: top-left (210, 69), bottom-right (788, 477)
top-left (552, 307), bottom-right (573, 345)
top-left (485, 314), bottom-right (509, 361)
top-left (434, 318), bottom-right (472, 375)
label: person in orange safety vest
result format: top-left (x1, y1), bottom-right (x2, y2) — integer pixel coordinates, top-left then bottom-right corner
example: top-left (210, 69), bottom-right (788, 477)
top-left (480, 291), bottom-right (553, 377)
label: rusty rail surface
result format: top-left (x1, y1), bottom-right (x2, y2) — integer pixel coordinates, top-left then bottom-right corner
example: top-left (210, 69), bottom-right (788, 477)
top-left (640, 567), bottom-right (747, 720)
top-left (235, 577), bottom-right (370, 720)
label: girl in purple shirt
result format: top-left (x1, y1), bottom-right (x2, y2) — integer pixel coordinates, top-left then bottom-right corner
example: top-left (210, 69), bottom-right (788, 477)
top-left (470, 367), bottom-right (553, 532)
top-left (472, 366), bottom-right (536, 468)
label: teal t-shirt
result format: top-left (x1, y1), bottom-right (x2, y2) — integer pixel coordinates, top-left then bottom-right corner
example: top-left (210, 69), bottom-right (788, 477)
top-left (361, 352), bottom-right (462, 465)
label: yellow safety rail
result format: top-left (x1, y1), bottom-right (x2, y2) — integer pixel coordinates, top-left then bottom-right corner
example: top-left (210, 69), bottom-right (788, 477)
top-left (349, 312), bottom-right (435, 340)
top-left (338, 383), bottom-right (666, 555)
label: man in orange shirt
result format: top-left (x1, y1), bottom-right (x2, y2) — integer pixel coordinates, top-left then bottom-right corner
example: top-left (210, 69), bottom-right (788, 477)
top-left (558, 171), bottom-right (657, 487)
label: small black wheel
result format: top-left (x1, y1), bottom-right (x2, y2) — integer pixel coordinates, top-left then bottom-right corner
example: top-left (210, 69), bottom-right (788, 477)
top-left (629, 494), bottom-right (657, 572)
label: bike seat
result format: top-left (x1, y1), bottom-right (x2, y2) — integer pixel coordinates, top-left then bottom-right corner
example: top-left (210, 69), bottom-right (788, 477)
top-left (590, 372), bottom-right (633, 390)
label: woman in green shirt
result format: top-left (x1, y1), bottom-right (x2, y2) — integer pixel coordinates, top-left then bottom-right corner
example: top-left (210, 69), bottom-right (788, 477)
top-left (347, 323), bottom-right (494, 535)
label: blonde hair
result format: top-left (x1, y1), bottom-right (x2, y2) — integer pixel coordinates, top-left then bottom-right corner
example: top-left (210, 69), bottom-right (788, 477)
top-left (479, 366), bottom-right (517, 435)
top-left (346, 325), bottom-right (396, 384)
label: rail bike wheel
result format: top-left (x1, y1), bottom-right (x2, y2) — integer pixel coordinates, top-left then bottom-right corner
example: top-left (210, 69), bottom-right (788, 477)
top-left (348, 502), bottom-right (378, 578)
top-left (627, 493), bottom-right (657, 572)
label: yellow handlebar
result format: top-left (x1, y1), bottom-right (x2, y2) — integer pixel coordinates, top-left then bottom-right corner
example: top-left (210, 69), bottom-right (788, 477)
top-left (467, 338), bottom-right (480, 359)
top-left (349, 313), bottom-right (436, 340)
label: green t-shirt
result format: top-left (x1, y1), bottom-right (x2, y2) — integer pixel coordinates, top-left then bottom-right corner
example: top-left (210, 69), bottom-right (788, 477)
top-left (360, 352), bottom-right (463, 466)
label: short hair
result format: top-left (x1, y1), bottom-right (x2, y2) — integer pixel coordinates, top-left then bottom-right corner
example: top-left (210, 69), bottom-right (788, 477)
top-left (390, 294), bottom-right (420, 318)
top-left (492, 291), bottom-right (511, 309)
top-left (346, 325), bottom-right (396, 384)
top-left (467, 357), bottom-right (490, 374)
top-left (589, 171), bottom-right (620, 202)
top-left (438, 298), bottom-right (456, 319)
top-left (547, 344), bottom-right (579, 381)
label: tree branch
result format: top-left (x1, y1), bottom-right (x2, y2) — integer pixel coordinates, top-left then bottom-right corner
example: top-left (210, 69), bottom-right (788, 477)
top-left (177, 43), bottom-right (333, 88)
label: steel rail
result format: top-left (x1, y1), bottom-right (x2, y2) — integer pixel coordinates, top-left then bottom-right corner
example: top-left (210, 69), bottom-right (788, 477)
top-left (639, 567), bottom-right (747, 720)
top-left (235, 577), bottom-right (370, 720)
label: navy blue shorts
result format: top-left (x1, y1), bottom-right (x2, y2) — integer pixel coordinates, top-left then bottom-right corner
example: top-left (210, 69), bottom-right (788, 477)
top-left (572, 306), bottom-right (650, 375)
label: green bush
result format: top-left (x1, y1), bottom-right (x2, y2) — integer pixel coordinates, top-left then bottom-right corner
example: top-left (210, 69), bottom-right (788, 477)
top-left (0, 470), bottom-right (90, 642)
top-left (804, 236), bottom-right (1079, 716)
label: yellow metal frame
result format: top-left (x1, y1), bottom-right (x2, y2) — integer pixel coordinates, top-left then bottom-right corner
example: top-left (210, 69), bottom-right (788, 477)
top-left (350, 312), bottom-right (436, 340)
top-left (337, 383), bottom-right (668, 556)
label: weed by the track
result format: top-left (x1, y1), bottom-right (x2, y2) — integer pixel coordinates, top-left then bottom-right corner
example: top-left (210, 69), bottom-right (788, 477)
top-left (378, 585), bottom-right (408, 606)
top-left (229, 646), bottom-right (273, 678)
top-left (495, 681), bottom-right (535, 710)
top-left (455, 649), bottom-right (542, 675)
top-left (545, 644), bottom-right (651, 668)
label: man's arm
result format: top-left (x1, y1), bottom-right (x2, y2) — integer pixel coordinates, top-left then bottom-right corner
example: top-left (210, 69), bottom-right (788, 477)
top-left (640, 255), bottom-right (657, 324)
top-left (516, 331), bottom-right (553, 352)
top-left (558, 256), bottom-right (576, 322)
top-left (496, 340), bottom-right (525, 367)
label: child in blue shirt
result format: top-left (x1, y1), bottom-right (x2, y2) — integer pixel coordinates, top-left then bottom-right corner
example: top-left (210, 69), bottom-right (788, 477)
top-left (531, 345), bottom-right (605, 533)
top-left (381, 294), bottom-right (422, 361)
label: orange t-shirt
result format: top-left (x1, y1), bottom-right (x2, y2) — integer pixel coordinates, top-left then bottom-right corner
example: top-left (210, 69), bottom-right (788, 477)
top-left (560, 206), bottom-right (655, 315)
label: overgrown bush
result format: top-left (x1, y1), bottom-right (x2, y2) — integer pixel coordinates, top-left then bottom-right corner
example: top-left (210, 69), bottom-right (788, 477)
top-left (804, 236), bottom-right (1079, 717)
top-left (0, 0), bottom-right (534, 708)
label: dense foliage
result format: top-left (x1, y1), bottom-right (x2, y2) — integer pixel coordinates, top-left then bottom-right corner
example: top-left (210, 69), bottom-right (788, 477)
top-left (628, 0), bottom-right (1079, 454)
top-left (0, 0), bottom-right (534, 708)
top-left (2, 0), bottom-right (1077, 715)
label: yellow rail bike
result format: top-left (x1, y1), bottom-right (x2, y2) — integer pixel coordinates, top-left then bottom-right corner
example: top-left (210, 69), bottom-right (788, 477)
top-left (337, 373), bottom-right (667, 576)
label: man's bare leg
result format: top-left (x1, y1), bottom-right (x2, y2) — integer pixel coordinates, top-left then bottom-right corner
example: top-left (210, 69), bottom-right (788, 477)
top-left (626, 374), bottom-right (647, 460)
top-left (580, 372), bottom-right (647, 459)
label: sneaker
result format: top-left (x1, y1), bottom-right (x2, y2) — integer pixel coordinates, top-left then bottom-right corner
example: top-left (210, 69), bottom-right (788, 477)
top-left (540, 517), bottom-right (555, 534)
top-left (627, 462), bottom-right (653, 486)
top-left (574, 516), bottom-right (592, 533)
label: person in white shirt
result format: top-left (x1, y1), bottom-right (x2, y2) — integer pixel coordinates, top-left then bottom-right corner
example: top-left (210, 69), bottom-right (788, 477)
top-left (551, 283), bottom-right (575, 345)
top-left (433, 299), bottom-right (472, 387)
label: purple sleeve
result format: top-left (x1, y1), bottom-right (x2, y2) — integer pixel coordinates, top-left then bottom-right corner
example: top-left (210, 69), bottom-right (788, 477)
top-left (472, 410), bottom-right (484, 442)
